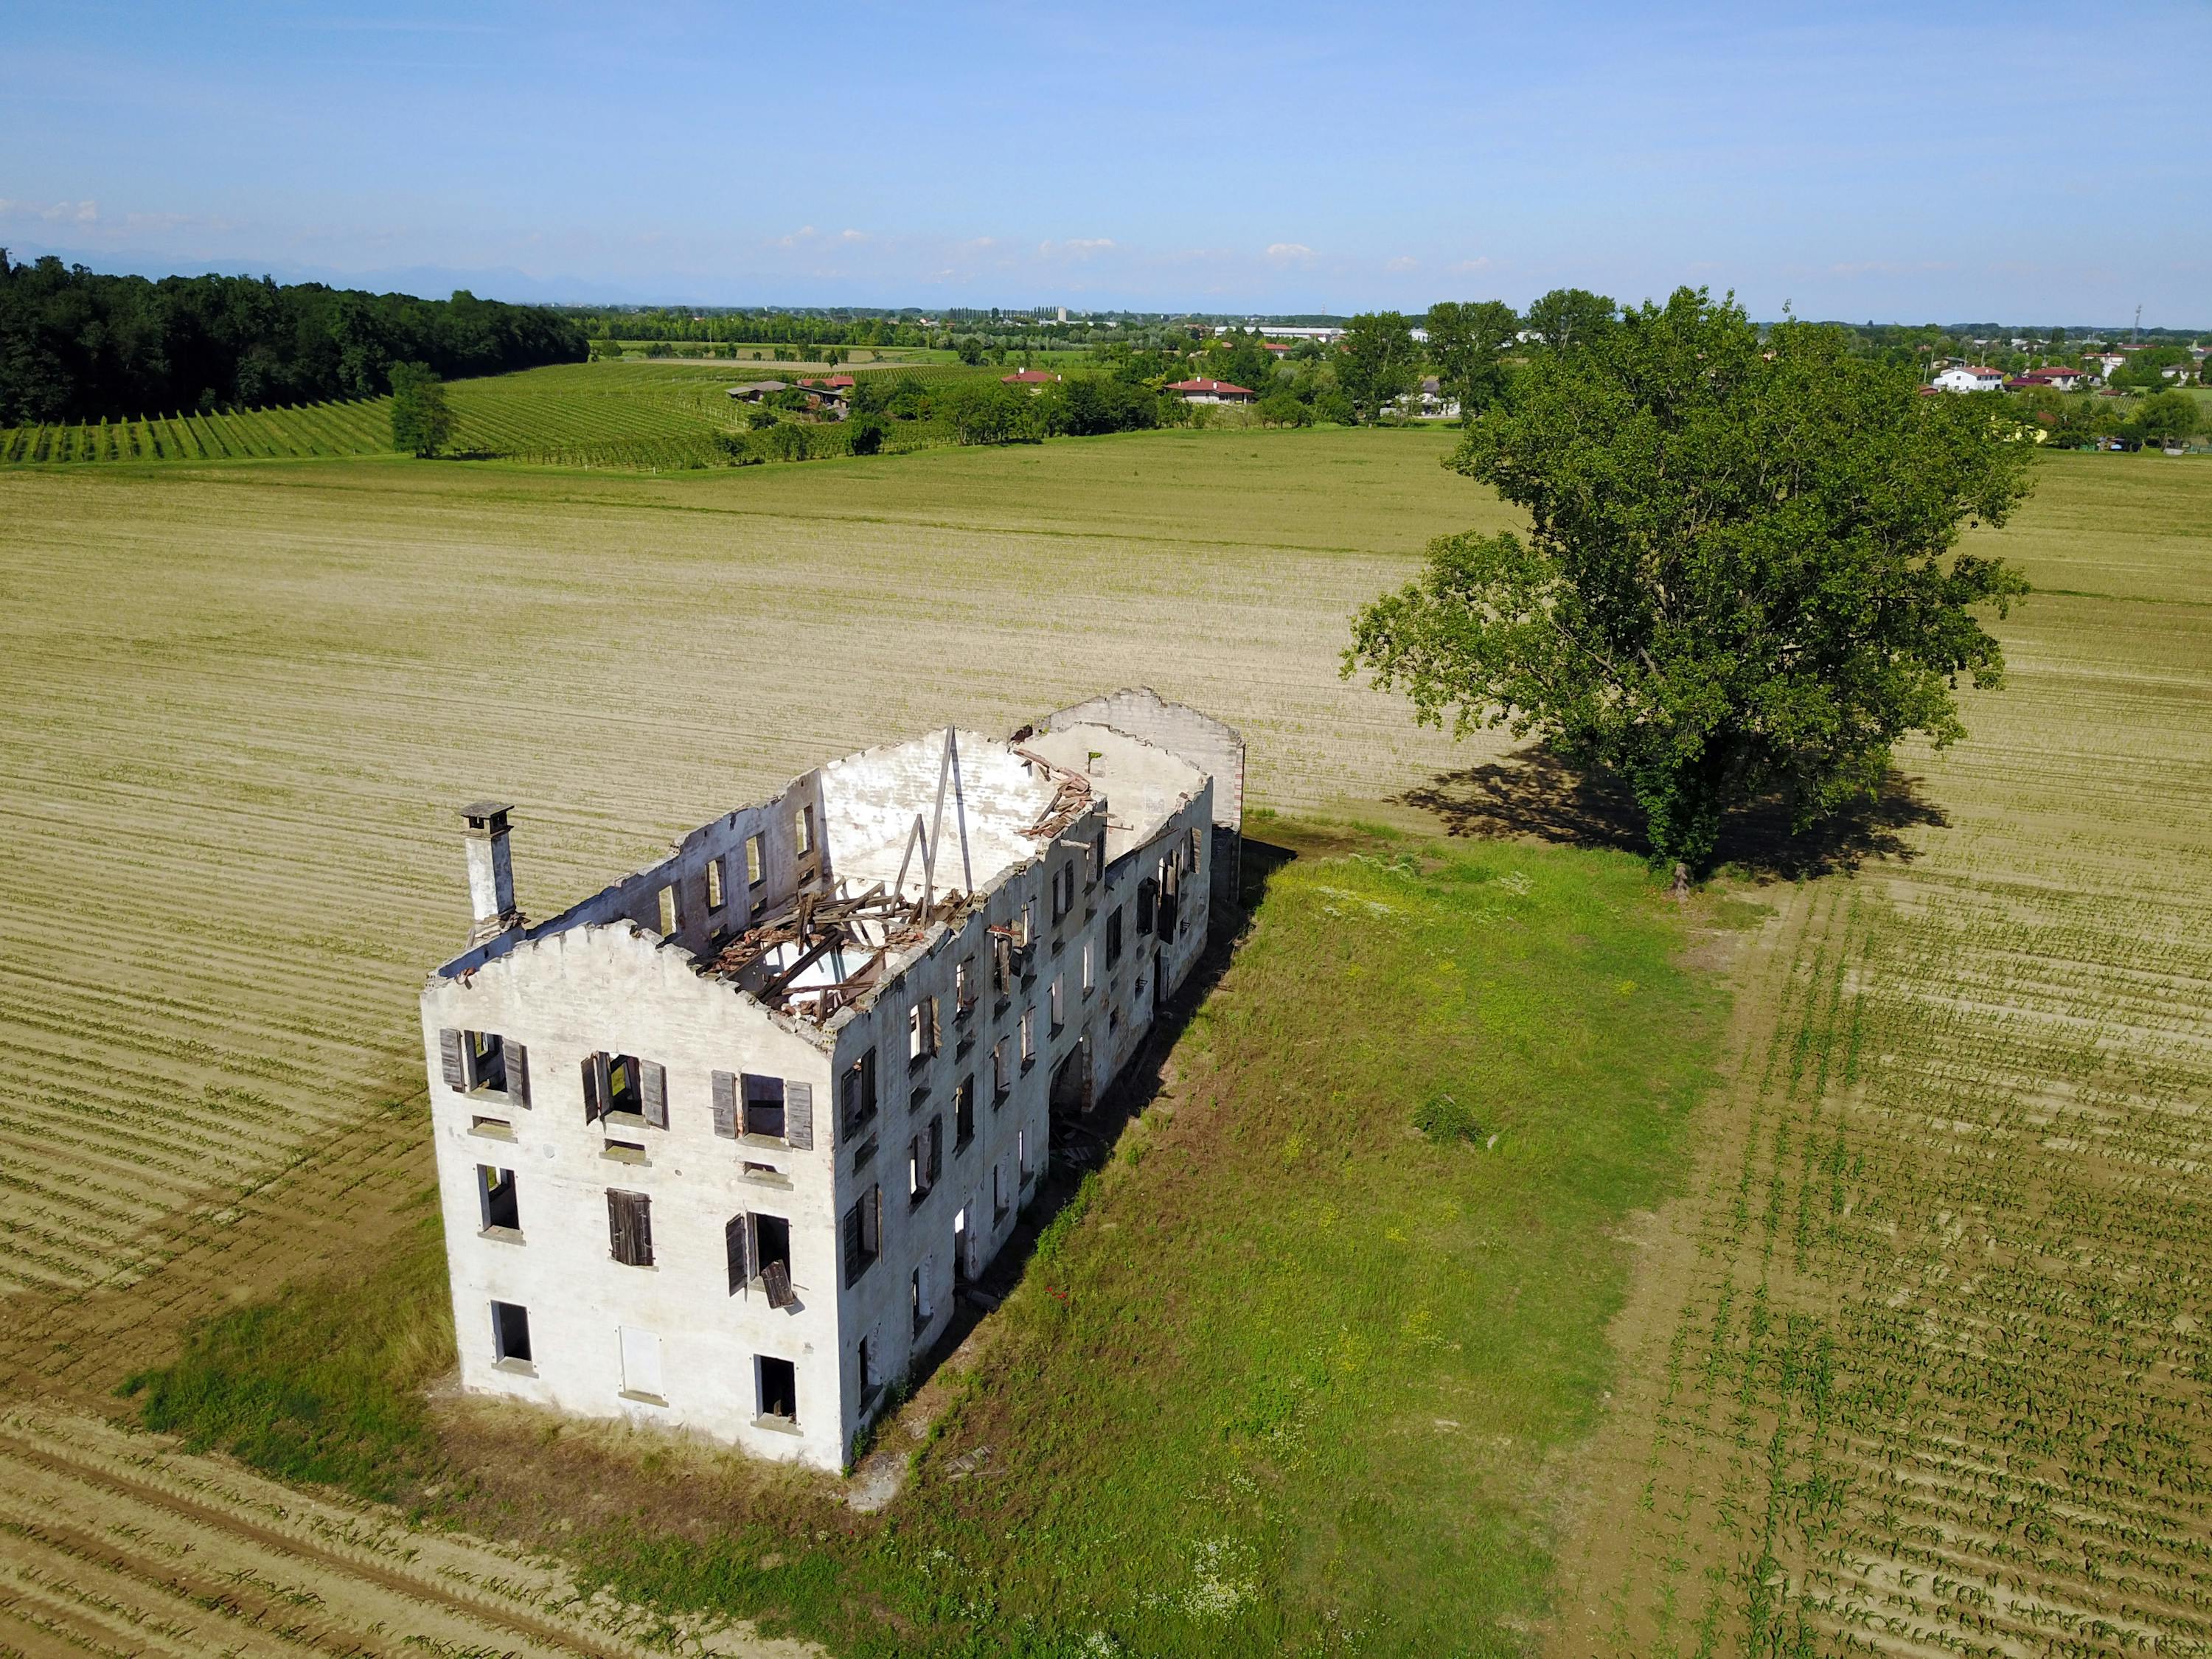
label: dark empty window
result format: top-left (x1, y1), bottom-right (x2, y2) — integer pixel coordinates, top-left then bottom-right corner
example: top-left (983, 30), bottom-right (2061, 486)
top-left (841, 1048), bottom-right (878, 1138)
top-left (477, 1164), bottom-right (518, 1232)
top-left (607, 1189), bottom-right (653, 1267)
top-left (1137, 879), bottom-right (1156, 934)
top-left (954, 1077), bottom-right (975, 1150)
top-left (754, 1213), bottom-right (795, 1307)
top-left (490, 1300), bottom-right (531, 1364)
top-left (757, 1354), bottom-right (798, 1424)
top-left (468, 1030), bottom-right (507, 1093)
top-left (582, 1051), bottom-right (646, 1121)
top-left (1106, 908), bottom-right (1124, 966)
top-left (742, 1073), bottom-right (786, 1138)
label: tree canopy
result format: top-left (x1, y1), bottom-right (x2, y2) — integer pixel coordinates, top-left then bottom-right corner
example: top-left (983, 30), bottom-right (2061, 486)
top-left (1521, 287), bottom-right (1617, 353)
top-left (1424, 299), bottom-right (1519, 416)
top-left (0, 253), bottom-right (585, 426)
top-left (1346, 288), bottom-right (2035, 874)
top-left (1337, 311), bottom-right (1419, 422)
top-left (388, 362), bottom-right (453, 457)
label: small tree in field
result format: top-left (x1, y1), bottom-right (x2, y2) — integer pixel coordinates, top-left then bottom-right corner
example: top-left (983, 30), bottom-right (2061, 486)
top-left (389, 362), bottom-right (453, 457)
top-left (1346, 288), bottom-right (2035, 877)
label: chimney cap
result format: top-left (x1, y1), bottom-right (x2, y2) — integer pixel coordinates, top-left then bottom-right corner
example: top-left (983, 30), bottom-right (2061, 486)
top-left (459, 801), bottom-right (513, 832)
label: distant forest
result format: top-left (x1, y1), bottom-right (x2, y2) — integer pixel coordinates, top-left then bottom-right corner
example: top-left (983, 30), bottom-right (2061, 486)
top-left (0, 253), bottom-right (588, 426)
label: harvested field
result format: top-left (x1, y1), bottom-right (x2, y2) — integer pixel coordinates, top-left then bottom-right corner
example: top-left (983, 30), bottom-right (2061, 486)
top-left (0, 1405), bottom-right (813, 1657)
top-left (1554, 453), bottom-right (2212, 1657)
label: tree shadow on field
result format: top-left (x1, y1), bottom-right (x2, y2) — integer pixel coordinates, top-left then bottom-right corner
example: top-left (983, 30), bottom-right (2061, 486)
top-left (1399, 745), bottom-right (1947, 880)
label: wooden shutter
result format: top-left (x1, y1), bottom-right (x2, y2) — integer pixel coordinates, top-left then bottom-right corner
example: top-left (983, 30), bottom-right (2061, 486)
top-left (711, 1071), bottom-right (738, 1138)
top-left (439, 1029), bottom-right (467, 1091)
top-left (606, 1189), bottom-right (630, 1262)
top-left (842, 1203), bottom-right (861, 1284)
top-left (633, 1193), bottom-right (653, 1265)
top-left (583, 1052), bottom-right (611, 1122)
top-left (641, 1062), bottom-right (668, 1129)
top-left (506, 1043), bottom-right (530, 1107)
top-left (785, 1080), bottom-right (814, 1150)
top-left (763, 1259), bottom-right (795, 1310)
top-left (725, 1212), bottom-right (749, 1293)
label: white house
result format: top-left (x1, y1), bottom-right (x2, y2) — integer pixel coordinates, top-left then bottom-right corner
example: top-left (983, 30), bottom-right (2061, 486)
top-left (1932, 365), bottom-right (2006, 393)
top-left (420, 696), bottom-right (1239, 1471)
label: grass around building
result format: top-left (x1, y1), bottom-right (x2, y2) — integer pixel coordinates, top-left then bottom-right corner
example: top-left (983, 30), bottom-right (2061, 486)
top-left (119, 817), bottom-right (1731, 1656)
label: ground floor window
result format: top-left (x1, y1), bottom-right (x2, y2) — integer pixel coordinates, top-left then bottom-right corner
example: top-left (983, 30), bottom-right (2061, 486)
top-left (758, 1354), bottom-right (798, 1424)
top-left (490, 1300), bottom-right (531, 1363)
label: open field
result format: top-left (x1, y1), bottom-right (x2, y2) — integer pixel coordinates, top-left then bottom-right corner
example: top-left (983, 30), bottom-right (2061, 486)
top-left (2, 429), bottom-right (2207, 1655)
top-left (0, 360), bottom-right (1009, 470)
top-left (1554, 455), bottom-right (2212, 1655)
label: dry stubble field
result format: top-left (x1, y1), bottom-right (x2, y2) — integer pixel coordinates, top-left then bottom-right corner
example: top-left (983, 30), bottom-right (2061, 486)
top-left (0, 428), bottom-right (1496, 1653)
top-left (1, 428), bottom-right (2206, 1657)
top-left (1556, 454), bottom-right (2212, 1657)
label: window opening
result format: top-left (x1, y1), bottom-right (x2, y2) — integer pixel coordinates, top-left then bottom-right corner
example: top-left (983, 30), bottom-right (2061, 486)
top-left (909, 997), bottom-right (939, 1060)
top-left (1106, 908), bottom-right (1124, 967)
top-left (706, 856), bottom-right (726, 912)
top-left (657, 883), bottom-right (678, 936)
top-left (757, 1355), bottom-right (798, 1424)
top-left (1082, 941), bottom-right (1095, 992)
top-left (955, 957), bottom-right (975, 1015)
top-left (842, 1183), bottom-right (881, 1284)
top-left (1020, 1006), bottom-right (1035, 1063)
top-left (841, 1048), bottom-right (878, 1137)
top-left (467, 1030), bottom-right (507, 1093)
top-left (746, 833), bottom-right (766, 888)
top-left (490, 1300), bottom-right (532, 1364)
top-left (911, 1262), bottom-right (931, 1333)
top-left (477, 1164), bottom-right (519, 1232)
top-left (955, 1077), bottom-right (975, 1150)
top-left (795, 804), bottom-right (814, 858)
top-left (742, 1072), bottom-right (786, 1138)
top-left (992, 1040), bottom-right (1009, 1100)
top-left (1049, 975), bottom-right (1064, 1032)
top-left (754, 1212), bottom-right (795, 1307)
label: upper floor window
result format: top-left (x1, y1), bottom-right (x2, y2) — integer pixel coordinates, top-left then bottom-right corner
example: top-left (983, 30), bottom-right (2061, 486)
top-left (841, 1047), bottom-right (879, 1137)
top-left (706, 856), bottom-right (727, 913)
top-left (909, 997), bottom-right (939, 1060)
top-left (606, 1189), bottom-right (654, 1267)
top-left (439, 1028), bottom-right (529, 1103)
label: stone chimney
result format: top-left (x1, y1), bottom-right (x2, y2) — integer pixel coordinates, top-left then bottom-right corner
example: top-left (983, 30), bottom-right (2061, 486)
top-left (459, 802), bottom-right (521, 943)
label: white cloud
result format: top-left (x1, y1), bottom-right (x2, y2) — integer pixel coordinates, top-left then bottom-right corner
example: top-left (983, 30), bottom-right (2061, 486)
top-left (1385, 255), bottom-right (1417, 273)
top-left (1450, 257), bottom-right (1495, 274)
top-left (1038, 237), bottom-right (1116, 261)
top-left (771, 225), bottom-right (819, 248)
top-left (1265, 241), bottom-right (1315, 265)
top-left (0, 198), bottom-right (99, 225)
top-left (839, 228), bottom-right (869, 243)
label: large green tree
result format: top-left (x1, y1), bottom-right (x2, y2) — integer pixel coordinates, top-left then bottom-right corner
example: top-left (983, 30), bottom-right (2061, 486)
top-left (1346, 288), bottom-right (2035, 875)
top-left (1521, 286), bottom-right (1617, 352)
top-left (1424, 299), bottom-right (1520, 417)
top-left (389, 361), bottom-right (453, 457)
top-left (1338, 310), bottom-right (1419, 422)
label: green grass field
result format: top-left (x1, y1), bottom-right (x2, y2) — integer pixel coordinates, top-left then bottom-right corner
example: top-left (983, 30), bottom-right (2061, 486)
top-left (0, 358), bottom-right (1012, 470)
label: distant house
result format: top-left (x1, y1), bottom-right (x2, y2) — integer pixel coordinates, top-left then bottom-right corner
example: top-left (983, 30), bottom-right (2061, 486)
top-left (2033, 366), bottom-right (2090, 389)
top-left (1932, 366), bottom-right (2006, 393)
top-left (1001, 369), bottom-right (1061, 388)
top-left (1166, 378), bottom-right (1256, 404)
top-left (1262, 341), bottom-right (1293, 357)
top-left (2087, 353), bottom-right (2127, 380)
top-left (728, 378), bottom-right (848, 419)
top-left (799, 375), bottom-right (857, 392)
top-left (728, 380), bottom-right (790, 402)
top-left (1388, 377), bottom-right (1461, 420)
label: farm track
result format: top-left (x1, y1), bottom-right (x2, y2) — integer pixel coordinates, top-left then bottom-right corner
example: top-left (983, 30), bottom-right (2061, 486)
top-left (1554, 503), bottom-right (2212, 1657)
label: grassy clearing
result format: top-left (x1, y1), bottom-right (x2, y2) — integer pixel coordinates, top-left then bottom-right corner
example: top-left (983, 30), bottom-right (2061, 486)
top-left (119, 1186), bottom-right (452, 1503)
top-left (117, 818), bottom-right (1729, 1655)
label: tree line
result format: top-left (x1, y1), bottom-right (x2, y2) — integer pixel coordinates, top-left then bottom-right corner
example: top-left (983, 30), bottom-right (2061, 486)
top-left (0, 252), bottom-right (588, 426)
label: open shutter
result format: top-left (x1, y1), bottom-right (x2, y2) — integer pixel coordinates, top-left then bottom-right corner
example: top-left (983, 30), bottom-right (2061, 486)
top-left (711, 1071), bottom-right (738, 1138)
top-left (606, 1189), bottom-right (630, 1262)
top-left (725, 1212), bottom-right (750, 1293)
top-left (633, 1193), bottom-right (654, 1265)
top-left (507, 1043), bottom-right (530, 1107)
top-left (439, 1029), bottom-right (467, 1091)
top-left (641, 1062), bottom-right (668, 1130)
top-left (785, 1080), bottom-right (814, 1150)
top-left (584, 1053), bottom-right (611, 1123)
top-left (842, 1203), bottom-right (861, 1285)
top-left (762, 1259), bottom-right (795, 1310)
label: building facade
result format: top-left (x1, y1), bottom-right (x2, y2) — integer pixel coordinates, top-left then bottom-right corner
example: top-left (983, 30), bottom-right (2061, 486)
top-left (420, 698), bottom-right (1235, 1470)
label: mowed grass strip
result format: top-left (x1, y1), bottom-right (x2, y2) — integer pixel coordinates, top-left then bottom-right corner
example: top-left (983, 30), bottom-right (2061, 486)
top-left (119, 823), bottom-right (1726, 1655)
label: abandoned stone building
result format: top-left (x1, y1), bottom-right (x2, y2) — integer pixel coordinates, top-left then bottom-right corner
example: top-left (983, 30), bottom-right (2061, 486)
top-left (420, 690), bottom-right (1243, 1470)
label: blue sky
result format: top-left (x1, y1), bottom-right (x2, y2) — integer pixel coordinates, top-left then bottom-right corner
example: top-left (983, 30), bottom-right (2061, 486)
top-left (4, 1), bottom-right (2207, 321)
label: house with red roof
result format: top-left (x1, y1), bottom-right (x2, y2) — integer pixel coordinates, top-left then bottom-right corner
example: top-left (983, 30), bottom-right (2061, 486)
top-left (1001, 369), bottom-right (1061, 389)
top-left (1932, 365), bottom-right (2006, 394)
top-left (1166, 378), bottom-right (1256, 404)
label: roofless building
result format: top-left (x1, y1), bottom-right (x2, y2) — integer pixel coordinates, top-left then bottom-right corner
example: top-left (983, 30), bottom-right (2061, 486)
top-left (421, 692), bottom-right (1241, 1470)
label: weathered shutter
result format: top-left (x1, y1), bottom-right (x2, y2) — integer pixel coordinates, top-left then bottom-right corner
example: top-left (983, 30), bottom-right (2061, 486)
top-left (785, 1080), bottom-right (814, 1150)
top-left (725, 1212), bottom-right (749, 1293)
top-left (763, 1259), bottom-right (795, 1310)
top-left (633, 1193), bottom-right (653, 1265)
top-left (606, 1189), bottom-right (630, 1262)
top-left (711, 1071), bottom-right (738, 1138)
top-left (842, 1203), bottom-right (861, 1284)
top-left (584, 1052), bottom-right (611, 1123)
top-left (641, 1062), bottom-right (668, 1130)
top-left (439, 1029), bottom-right (467, 1091)
top-left (506, 1043), bottom-right (530, 1107)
